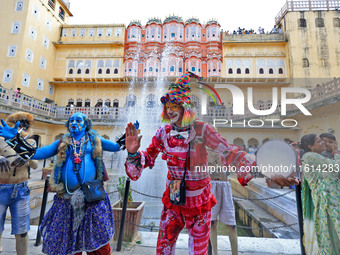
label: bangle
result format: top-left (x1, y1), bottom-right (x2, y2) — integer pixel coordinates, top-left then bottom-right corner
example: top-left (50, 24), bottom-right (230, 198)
top-left (128, 152), bottom-right (138, 157)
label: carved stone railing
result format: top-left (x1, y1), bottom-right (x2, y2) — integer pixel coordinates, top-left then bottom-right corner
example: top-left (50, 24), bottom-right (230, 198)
top-left (275, 0), bottom-right (340, 24)
top-left (0, 77), bottom-right (339, 124)
top-left (0, 88), bottom-right (58, 118)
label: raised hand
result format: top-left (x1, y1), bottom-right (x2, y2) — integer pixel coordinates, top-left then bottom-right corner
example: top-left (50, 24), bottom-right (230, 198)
top-left (271, 174), bottom-right (299, 187)
top-left (125, 122), bottom-right (142, 154)
top-left (0, 119), bottom-right (20, 140)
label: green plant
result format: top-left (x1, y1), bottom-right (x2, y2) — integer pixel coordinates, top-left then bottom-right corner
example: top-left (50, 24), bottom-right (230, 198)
top-left (117, 176), bottom-right (133, 205)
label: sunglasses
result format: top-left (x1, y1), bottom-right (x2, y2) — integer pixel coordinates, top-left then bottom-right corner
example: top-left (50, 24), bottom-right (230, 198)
top-left (165, 103), bottom-right (180, 111)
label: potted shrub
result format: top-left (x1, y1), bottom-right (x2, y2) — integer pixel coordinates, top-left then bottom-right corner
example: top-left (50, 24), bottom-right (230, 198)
top-left (112, 176), bottom-right (145, 242)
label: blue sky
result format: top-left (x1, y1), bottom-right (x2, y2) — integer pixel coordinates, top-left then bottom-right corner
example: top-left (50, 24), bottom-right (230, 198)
top-left (68, 0), bottom-right (288, 32)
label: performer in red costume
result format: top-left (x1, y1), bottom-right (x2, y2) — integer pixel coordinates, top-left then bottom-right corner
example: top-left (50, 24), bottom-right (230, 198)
top-left (125, 72), bottom-right (256, 255)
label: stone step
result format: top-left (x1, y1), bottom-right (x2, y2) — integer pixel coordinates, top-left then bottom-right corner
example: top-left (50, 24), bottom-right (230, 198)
top-left (0, 225), bottom-right (301, 254)
top-left (230, 177), bottom-right (299, 238)
top-left (233, 188), bottom-right (299, 239)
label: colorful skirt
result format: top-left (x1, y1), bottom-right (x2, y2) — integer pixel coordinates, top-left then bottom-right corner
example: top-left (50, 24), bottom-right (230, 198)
top-left (41, 194), bottom-right (114, 255)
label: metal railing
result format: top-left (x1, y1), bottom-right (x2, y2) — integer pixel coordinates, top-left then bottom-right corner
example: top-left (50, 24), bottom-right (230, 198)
top-left (276, 0), bottom-right (340, 24)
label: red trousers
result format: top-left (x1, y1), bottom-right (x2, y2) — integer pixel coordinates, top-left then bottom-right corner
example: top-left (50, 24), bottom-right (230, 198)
top-left (157, 207), bottom-right (211, 255)
top-left (74, 243), bottom-right (111, 255)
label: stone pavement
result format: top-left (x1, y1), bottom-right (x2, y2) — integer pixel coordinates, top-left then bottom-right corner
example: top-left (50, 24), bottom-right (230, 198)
top-left (0, 225), bottom-right (300, 254)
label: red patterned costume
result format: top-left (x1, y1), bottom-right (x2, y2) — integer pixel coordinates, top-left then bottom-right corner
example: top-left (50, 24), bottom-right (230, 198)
top-left (125, 72), bottom-right (255, 255)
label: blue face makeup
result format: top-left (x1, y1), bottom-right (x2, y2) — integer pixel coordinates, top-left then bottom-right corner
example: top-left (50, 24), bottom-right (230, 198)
top-left (68, 113), bottom-right (86, 135)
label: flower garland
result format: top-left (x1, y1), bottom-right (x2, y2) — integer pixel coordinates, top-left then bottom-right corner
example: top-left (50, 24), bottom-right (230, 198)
top-left (71, 135), bottom-right (88, 173)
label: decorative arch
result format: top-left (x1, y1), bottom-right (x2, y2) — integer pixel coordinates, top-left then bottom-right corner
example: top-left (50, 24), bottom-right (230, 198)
top-left (76, 98), bottom-right (82, 107)
top-left (248, 138), bottom-right (259, 147)
top-left (84, 98), bottom-right (91, 107)
top-left (233, 138), bottom-right (244, 147)
top-left (105, 99), bottom-right (111, 107)
top-left (113, 99), bottom-right (119, 107)
top-left (262, 138), bottom-right (270, 144)
top-left (95, 99), bottom-right (103, 107)
top-left (146, 94), bottom-right (156, 108)
top-left (126, 95), bottom-right (137, 107)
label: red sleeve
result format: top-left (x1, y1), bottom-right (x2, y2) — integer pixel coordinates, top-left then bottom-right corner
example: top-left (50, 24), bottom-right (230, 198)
top-left (203, 123), bottom-right (256, 186)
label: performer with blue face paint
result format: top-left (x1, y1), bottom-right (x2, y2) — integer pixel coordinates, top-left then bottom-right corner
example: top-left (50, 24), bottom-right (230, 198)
top-left (0, 112), bottom-right (121, 255)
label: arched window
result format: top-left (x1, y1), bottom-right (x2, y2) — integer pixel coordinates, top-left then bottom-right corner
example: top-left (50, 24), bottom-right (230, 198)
top-left (81, 61), bottom-right (90, 75)
top-left (114, 68), bottom-right (118, 74)
top-left (68, 60), bottom-right (75, 67)
top-left (113, 99), bottom-right (119, 107)
top-left (95, 99), bottom-right (103, 107)
top-left (278, 68), bottom-right (283, 74)
top-left (76, 60), bottom-right (84, 68)
top-left (85, 60), bottom-right (91, 68)
top-left (192, 67), bottom-right (196, 72)
top-left (237, 68), bottom-right (241, 74)
top-left (212, 27), bottom-right (216, 37)
top-left (114, 60), bottom-right (120, 67)
top-left (228, 68), bottom-right (233, 74)
top-left (106, 68), bottom-right (110, 74)
top-left (245, 68), bottom-right (250, 74)
top-left (146, 94), bottom-right (156, 108)
top-left (170, 66), bottom-right (174, 72)
top-left (269, 68), bottom-right (274, 74)
top-left (303, 58), bottom-right (309, 67)
top-left (98, 69), bottom-right (102, 74)
top-left (77, 69), bottom-right (81, 74)
top-left (84, 99), bottom-right (91, 107)
top-left (190, 26), bottom-right (196, 38)
top-left (170, 25), bottom-right (176, 38)
top-left (97, 60), bottom-right (104, 67)
top-left (149, 67), bottom-right (153, 72)
top-left (69, 69), bottom-right (73, 74)
top-left (106, 60), bottom-right (112, 67)
top-left (76, 98), bottom-right (82, 107)
top-left (126, 95), bottom-right (136, 107)
top-left (105, 99), bottom-right (111, 107)
top-left (259, 68), bottom-right (264, 74)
